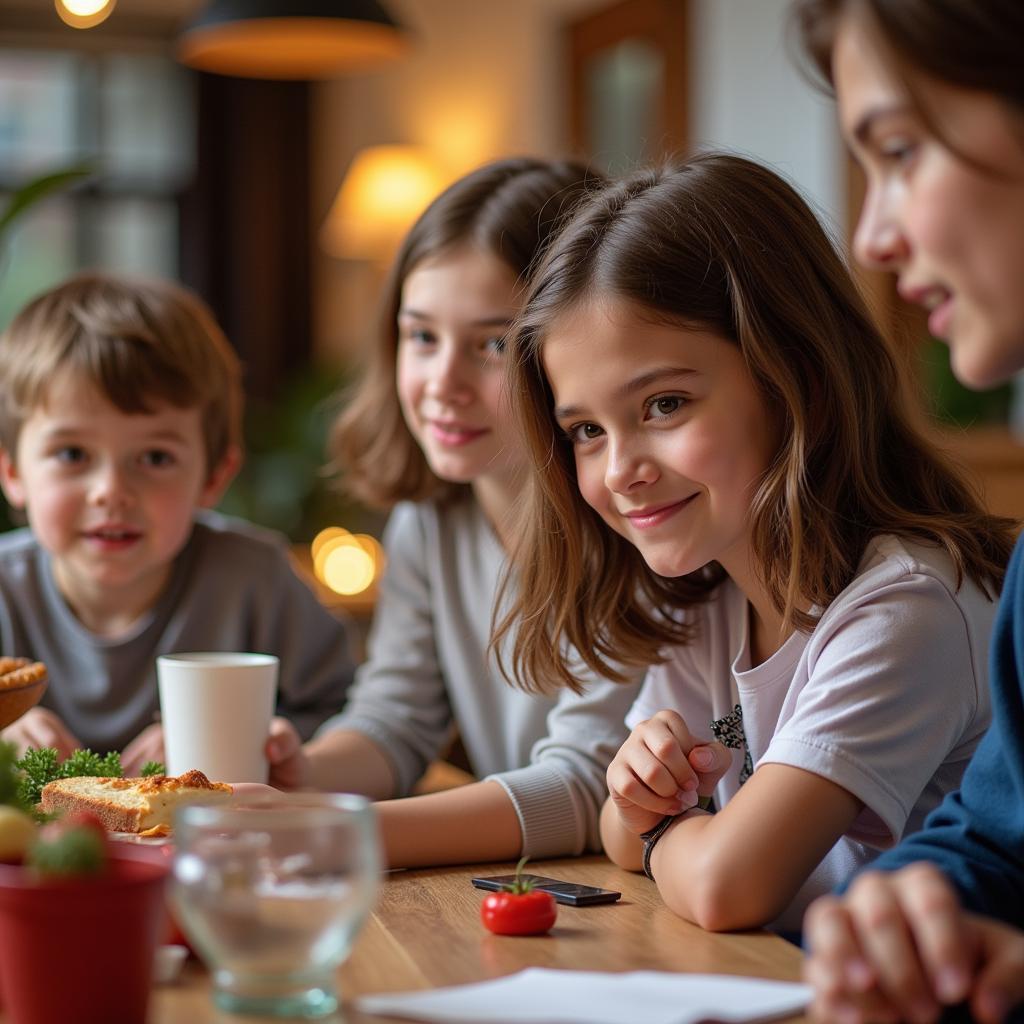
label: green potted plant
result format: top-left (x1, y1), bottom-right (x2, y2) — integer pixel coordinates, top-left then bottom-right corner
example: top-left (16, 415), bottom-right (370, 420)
top-left (0, 162), bottom-right (93, 534)
top-left (0, 162), bottom-right (93, 276)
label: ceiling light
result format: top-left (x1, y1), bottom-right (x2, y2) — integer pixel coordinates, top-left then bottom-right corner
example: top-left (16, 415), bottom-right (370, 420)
top-left (177, 1), bottom-right (409, 80)
top-left (56, 0), bottom-right (116, 30)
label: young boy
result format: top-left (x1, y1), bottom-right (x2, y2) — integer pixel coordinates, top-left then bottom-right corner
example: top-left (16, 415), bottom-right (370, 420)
top-left (0, 272), bottom-right (354, 774)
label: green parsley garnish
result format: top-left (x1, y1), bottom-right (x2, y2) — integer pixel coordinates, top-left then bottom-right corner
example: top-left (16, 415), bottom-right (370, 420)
top-left (15, 747), bottom-right (124, 808)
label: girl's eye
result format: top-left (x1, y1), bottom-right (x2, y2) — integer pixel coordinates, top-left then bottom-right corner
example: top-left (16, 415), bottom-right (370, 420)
top-left (565, 422), bottom-right (603, 444)
top-left (141, 450), bottom-right (175, 468)
top-left (647, 395), bottom-right (684, 418)
top-left (404, 328), bottom-right (436, 346)
top-left (482, 335), bottom-right (506, 355)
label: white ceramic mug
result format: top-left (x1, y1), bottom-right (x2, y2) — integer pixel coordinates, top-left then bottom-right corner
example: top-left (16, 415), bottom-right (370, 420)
top-left (157, 652), bottom-right (278, 783)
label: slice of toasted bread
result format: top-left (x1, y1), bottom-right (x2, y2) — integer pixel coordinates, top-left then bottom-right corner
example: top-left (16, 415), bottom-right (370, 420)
top-left (40, 769), bottom-right (233, 833)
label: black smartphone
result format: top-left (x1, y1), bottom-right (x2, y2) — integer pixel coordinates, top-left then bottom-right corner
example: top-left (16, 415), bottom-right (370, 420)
top-left (471, 873), bottom-right (622, 906)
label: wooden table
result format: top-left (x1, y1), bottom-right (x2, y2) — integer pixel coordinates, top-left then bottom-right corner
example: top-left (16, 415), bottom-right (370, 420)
top-left (145, 856), bottom-right (806, 1024)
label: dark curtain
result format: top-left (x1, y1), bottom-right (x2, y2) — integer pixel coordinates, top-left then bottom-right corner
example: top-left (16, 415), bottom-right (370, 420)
top-left (179, 74), bottom-right (312, 404)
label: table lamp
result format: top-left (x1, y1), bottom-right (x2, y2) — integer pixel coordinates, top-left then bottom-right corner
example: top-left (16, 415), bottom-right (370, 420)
top-left (320, 145), bottom-right (448, 262)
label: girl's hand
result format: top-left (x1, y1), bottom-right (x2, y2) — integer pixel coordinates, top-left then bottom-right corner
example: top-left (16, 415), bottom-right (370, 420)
top-left (121, 723), bottom-right (165, 776)
top-left (1, 707), bottom-right (81, 759)
top-left (606, 709), bottom-right (730, 835)
top-left (265, 717), bottom-right (312, 790)
top-left (805, 863), bottom-right (1024, 1024)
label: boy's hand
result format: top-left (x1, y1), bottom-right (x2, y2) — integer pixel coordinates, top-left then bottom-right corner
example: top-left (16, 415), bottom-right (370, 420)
top-left (1, 707), bottom-right (80, 758)
top-left (606, 709), bottom-right (730, 835)
top-left (121, 723), bottom-right (165, 777)
top-left (804, 863), bottom-right (1024, 1024)
top-left (265, 717), bottom-right (311, 790)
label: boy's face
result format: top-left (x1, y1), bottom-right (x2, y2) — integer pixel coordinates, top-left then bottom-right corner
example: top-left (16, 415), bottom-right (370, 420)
top-left (0, 371), bottom-right (236, 626)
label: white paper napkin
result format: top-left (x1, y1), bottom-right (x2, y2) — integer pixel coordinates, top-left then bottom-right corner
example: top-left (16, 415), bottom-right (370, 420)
top-left (356, 968), bottom-right (811, 1024)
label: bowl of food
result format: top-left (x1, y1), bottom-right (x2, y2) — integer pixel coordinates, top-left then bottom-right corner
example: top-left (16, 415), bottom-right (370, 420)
top-left (0, 659), bottom-right (47, 730)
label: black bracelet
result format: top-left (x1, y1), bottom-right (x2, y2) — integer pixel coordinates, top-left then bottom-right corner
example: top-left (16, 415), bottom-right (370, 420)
top-left (639, 796), bottom-right (713, 882)
top-left (639, 815), bottom-right (677, 881)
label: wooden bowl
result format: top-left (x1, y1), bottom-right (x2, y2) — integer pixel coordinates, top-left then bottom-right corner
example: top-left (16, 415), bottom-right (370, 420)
top-left (0, 662), bottom-right (47, 730)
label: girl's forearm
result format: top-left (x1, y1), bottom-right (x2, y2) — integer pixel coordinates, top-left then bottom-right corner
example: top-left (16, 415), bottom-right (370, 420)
top-left (303, 728), bottom-right (398, 799)
top-left (375, 780), bottom-right (524, 868)
top-left (598, 798), bottom-right (644, 870)
top-left (648, 765), bottom-right (863, 931)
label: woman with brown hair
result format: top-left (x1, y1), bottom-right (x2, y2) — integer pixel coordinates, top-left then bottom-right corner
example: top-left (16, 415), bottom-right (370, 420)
top-left (497, 151), bottom-right (1015, 936)
top-left (265, 157), bottom-right (645, 868)
top-left (792, 1), bottom-right (1024, 1020)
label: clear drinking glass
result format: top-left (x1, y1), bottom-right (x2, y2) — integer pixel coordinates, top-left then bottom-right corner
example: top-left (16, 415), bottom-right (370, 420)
top-left (171, 792), bottom-right (381, 1018)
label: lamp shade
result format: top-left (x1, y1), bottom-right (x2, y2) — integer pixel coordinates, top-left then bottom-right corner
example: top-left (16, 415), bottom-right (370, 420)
top-left (321, 145), bottom-right (448, 262)
top-left (177, 0), bottom-right (409, 80)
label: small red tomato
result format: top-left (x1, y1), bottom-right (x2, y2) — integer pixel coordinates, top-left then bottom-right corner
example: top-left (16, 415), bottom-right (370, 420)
top-left (481, 889), bottom-right (557, 936)
top-left (480, 858), bottom-right (557, 936)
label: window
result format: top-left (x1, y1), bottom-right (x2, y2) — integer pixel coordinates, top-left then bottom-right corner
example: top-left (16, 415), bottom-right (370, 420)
top-left (0, 47), bottom-right (195, 328)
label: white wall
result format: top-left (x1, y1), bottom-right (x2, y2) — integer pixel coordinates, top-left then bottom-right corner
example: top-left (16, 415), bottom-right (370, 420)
top-left (311, 0), bottom-right (845, 358)
top-left (312, 0), bottom-right (589, 360)
top-left (690, 0), bottom-right (843, 233)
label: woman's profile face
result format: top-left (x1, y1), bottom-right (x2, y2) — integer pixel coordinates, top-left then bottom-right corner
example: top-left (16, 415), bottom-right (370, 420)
top-left (832, 10), bottom-right (1024, 389)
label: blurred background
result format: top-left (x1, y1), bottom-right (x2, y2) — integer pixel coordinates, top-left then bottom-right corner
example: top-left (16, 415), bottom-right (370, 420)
top-left (1, 0), bottom-right (1021, 618)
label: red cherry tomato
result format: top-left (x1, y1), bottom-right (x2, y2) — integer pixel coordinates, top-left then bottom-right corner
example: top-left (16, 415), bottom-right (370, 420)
top-left (481, 888), bottom-right (557, 936)
top-left (64, 811), bottom-right (108, 838)
top-left (38, 810), bottom-right (108, 845)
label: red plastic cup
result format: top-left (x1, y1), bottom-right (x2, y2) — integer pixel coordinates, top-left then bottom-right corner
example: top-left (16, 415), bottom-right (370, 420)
top-left (116, 839), bottom-right (195, 951)
top-left (0, 848), bottom-right (169, 1024)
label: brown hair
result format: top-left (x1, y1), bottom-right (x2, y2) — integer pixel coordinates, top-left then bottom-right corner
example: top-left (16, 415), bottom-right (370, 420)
top-left (499, 153), bottom-right (1015, 693)
top-left (0, 272), bottom-right (242, 472)
top-left (792, 0), bottom-right (1024, 113)
top-left (331, 156), bottom-right (603, 509)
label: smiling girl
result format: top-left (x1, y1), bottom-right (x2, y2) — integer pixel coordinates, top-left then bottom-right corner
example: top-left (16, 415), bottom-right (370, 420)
top-left (791, 1), bottom-right (1024, 1020)
top-left (267, 158), bottom-right (645, 868)
top-left (497, 153), bottom-right (1015, 935)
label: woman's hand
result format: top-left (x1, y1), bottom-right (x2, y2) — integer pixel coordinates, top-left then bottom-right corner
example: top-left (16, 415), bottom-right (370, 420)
top-left (805, 863), bottom-right (1024, 1024)
top-left (121, 723), bottom-right (166, 776)
top-left (1, 707), bottom-right (81, 759)
top-left (265, 717), bottom-right (312, 790)
top-left (606, 709), bottom-right (731, 834)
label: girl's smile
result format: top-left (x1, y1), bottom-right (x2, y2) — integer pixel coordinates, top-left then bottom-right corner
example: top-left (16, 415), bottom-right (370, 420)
top-left (426, 419), bottom-right (491, 447)
top-left (620, 495), bottom-right (700, 531)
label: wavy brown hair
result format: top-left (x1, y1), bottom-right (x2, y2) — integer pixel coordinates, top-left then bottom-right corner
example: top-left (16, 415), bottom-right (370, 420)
top-left (498, 153), bottom-right (1015, 694)
top-left (331, 157), bottom-right (603, 509)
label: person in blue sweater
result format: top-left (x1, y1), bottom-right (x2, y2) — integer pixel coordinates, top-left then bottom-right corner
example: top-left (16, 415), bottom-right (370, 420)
top-left (792, 1), bottom-right (1024, 1021)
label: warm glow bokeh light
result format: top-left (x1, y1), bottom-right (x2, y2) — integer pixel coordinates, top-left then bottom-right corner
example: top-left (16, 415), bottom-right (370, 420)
top-left (320, 145), bottom-right (448, 262)
top-left (311, 530), bottom-right (385, 596)
top-left (311, 526), bottom-right (350, 562)
top-left (323, 544), bottom-right (376, 596)
top-left (56, 0), bottom-right (116, 28)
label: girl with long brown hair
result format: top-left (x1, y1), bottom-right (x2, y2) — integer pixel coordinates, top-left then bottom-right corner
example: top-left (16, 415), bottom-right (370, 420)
top-left (790, 1), bottom-right (1024, 1020)
top-left (264, 157), bottom-right (645, 868)
top-left (499, 152), bottom-right (1015, 936)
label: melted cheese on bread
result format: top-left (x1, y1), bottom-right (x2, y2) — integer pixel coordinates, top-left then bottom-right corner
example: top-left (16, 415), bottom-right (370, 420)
top-left (40, 769), bottom-right (232, 833)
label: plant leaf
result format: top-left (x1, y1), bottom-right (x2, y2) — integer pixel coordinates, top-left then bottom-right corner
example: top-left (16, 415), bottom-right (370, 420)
top-left (0, 161), bottom-right (95, 237)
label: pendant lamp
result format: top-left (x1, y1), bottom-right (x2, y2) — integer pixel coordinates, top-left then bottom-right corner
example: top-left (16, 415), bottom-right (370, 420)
top-left (177, 0), bottom-right (409, 80)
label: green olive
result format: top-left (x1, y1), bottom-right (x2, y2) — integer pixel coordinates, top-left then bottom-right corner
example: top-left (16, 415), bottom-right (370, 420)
top-left (0, 804), bottom-right (37, 862)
